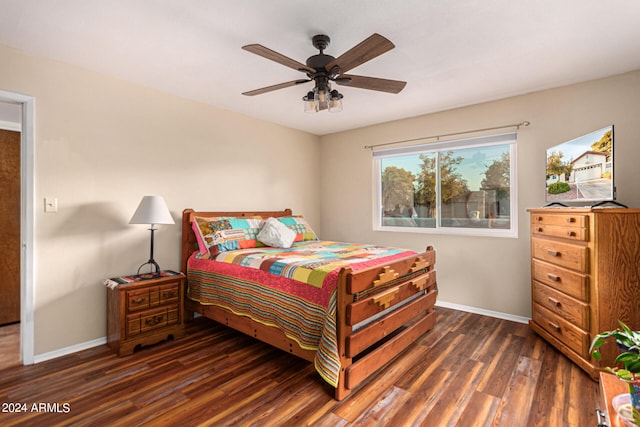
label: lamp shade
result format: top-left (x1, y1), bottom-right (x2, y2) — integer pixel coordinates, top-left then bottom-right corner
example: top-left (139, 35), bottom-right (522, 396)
top-left (129, 196), bottom-right (174, 225)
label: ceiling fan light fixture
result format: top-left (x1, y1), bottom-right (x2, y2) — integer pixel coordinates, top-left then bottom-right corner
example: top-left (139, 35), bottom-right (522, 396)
top-left (328, 89), bottom-right (343, 113)
top-left (315, 85), bottom-right (329, 110)
top-left (302, 87), bottom-right (343, 113)
top-left (303, 91), bottom-right (317, 113)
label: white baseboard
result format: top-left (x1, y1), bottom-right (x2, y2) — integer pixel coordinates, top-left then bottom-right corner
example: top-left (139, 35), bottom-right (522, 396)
top-left (33, 337), bottom-right (107, 364)
top-left (435, 300), bottom-right (530, 324)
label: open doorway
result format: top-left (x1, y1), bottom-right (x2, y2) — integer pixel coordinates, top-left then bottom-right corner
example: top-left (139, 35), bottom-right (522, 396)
top-left (0, 102), bottom-right (22, 369)
top-left (0, 91), bottom-right (35, 367)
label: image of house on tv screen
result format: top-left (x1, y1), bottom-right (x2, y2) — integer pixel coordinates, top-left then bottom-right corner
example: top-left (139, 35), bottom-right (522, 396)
top-left (545, 125), bottom-right (614, 204)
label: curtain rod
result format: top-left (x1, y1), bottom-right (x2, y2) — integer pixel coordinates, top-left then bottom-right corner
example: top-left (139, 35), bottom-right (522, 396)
top-left (364, 121), bottom-right (530, 150)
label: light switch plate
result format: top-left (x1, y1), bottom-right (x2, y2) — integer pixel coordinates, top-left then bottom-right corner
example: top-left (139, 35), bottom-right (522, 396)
top-left (44, 197), bottom-right (58, 213)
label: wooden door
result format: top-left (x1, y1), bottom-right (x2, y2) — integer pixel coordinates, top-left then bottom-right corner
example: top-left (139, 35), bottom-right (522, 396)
top-left (0, 129), bottom-right (20, 325)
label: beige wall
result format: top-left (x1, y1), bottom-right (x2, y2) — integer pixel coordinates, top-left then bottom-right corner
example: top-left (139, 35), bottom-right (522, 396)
top-left (3, 39), bottom-right (639, 357)
top-left (0, 44), bottom-right (321, 355)
top-left (319, 70), bottom-right (640, 318)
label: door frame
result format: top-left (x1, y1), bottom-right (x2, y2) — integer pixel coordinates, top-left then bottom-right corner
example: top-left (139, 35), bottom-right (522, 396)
top-left (0, 90), bottom-right (35, 365)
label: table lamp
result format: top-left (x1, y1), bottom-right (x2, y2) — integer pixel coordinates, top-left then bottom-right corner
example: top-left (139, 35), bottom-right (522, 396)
top-left (129, 195), bottom-right (174, 276)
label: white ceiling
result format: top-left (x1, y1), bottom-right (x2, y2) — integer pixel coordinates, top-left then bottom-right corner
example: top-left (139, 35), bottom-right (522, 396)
top-left (1, 0), bottom-right (640, 135)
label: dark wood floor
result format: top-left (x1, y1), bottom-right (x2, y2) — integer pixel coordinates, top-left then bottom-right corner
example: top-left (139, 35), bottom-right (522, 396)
top-left (0, 307), bottom-right (600, 426)
top-left (0, 323), bottom-right (20, 370)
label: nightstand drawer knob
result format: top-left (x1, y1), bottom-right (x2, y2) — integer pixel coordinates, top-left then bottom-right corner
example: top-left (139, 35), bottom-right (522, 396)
top-left (546, 249), bottom-right (560, 257)
top-left (548, 321), bottom-right (561, 332)
top-left (145, 315), bottom-right (164, 326)
top-left (132, 298), bottom-right (146, 305)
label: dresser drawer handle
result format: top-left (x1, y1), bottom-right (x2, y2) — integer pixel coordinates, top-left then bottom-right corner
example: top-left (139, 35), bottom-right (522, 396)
top-left (535, 227), bottom-right (543, 233)
top-left (548, 321), bottom-right (561, 332)
top-left (547, 273), bottom-right (560, 282)
top-left (566, 217), bottom-right (576, 223)
top-left (163, 291), bottom-right (177, 298)
top-left (566, 231), bottom-right (576, 237)
top-left (145, 315), bottom-right (164, 326)
top-left (132, 298), bottom-right (146, 305)
top-left (548, 297), bottom-right (561, 307)
top-left (535, 216), bottom-right (543, 222)
top-left (546, 250), bottom-right (560, 257)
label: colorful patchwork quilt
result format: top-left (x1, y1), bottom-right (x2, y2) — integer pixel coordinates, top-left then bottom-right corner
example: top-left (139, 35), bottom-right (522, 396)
top-left (187, 240), bottom-right (417, 387)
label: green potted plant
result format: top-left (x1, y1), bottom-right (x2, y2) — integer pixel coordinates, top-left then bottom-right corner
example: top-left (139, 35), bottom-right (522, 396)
top-left (590, 320), bottom-right (640, 425)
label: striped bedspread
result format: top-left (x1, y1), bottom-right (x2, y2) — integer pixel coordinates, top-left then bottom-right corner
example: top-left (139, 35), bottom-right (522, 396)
top-left (187, 240), bottom-right (417, 387)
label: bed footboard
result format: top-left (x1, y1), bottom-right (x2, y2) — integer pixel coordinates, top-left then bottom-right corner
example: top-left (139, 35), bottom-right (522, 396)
top-left (334, 246), bottom-right (437, 400)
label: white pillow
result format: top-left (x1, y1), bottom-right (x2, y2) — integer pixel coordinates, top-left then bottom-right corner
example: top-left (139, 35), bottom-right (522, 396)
top-left (257, 217), bottom-right (296, 248)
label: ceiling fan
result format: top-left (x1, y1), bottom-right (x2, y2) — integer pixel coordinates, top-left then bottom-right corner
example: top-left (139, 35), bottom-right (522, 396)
top-left (241, 33), bottom-right (406, 112)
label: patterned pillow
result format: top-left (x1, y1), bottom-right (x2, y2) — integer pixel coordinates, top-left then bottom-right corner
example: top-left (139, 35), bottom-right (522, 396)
top-left (192, 216), bottom-right (264, 256)
top-left (275, 216), bottom-right (318, 242)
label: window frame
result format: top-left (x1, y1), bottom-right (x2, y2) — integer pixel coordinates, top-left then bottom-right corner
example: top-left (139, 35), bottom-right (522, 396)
top-left (372, 132), bottom-right (518, 238)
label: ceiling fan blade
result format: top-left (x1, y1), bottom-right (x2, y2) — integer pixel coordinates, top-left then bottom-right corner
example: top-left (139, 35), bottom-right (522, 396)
top-left (326, 33), bottom-right (395, 74)
top-left (242, 79), bottom-right (310, 96)
top-left (335, 74), bottom-right (406, 94)
top-left (242, 44), bottom-right (316, 74)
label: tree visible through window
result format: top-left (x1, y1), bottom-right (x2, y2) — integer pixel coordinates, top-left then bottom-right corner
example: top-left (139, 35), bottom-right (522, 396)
top-left (374, 133), bottom-right (517, 236)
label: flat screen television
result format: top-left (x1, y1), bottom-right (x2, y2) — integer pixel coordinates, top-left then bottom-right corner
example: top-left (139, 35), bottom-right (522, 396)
top-left (545, 125), bottom-right (615, 206)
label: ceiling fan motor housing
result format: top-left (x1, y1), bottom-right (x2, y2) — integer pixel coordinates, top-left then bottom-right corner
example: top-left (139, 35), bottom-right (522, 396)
top-left (307, 35), bottom-right (337, 75)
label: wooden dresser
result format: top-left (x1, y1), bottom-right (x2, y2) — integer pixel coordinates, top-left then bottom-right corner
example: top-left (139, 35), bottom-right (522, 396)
top-left (528, 208), bottom-right (640, 379)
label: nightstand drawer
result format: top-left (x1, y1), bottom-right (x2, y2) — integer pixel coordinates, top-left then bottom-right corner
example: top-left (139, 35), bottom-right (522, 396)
top-left (532, 281), bottom-right (588, 329)
top-left (127, 288), bottom-right (153, 311)
top-left (126, 282), bottom-right (180, 312)
top-left (532, 303), bottom-right (588, 357)
top-left (126, 305), bottom-right (180, 337)
top-left (159, 282), bottom-right (180, 303)
top-left (532, 259), bottom-right (588, 301)
top-left (532, 238), bottom-right (588, 272)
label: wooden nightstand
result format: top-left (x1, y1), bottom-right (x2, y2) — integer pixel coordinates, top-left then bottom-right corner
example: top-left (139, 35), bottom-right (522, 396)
top-left (106, 271), bottom-right (186, 356)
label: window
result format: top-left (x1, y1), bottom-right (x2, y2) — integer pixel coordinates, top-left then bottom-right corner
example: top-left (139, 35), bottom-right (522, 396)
top-left (373, 132), bottom-right (517, 237)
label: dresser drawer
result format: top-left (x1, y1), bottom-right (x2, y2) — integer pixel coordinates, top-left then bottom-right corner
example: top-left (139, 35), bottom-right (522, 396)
top-left (532, 238), bottom-right (588, 272)
top-left (126, 305), bottom-right (180, 337)
top-left (532, 259), bottom-right (588, 301)
top-left (532, 281), bottom-right (588, 329)
top-left (531, 224), bottom-right (588, 241)
top-left (532, 303), bottom-right (589, 357)
top-left (531, 213), bottom-right (588, 228)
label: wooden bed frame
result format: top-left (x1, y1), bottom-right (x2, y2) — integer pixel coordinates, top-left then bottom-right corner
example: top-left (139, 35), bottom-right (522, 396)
top-left (180, 208), bottom-right (438, 400)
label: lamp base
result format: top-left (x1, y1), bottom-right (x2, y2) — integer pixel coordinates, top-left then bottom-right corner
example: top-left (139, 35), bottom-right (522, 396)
top-left (136, 259), bottom-right (161, 277)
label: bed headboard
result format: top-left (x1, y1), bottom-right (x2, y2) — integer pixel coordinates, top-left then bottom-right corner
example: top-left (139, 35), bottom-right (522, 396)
top-left (180, 208), bottom-right (293, 274)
